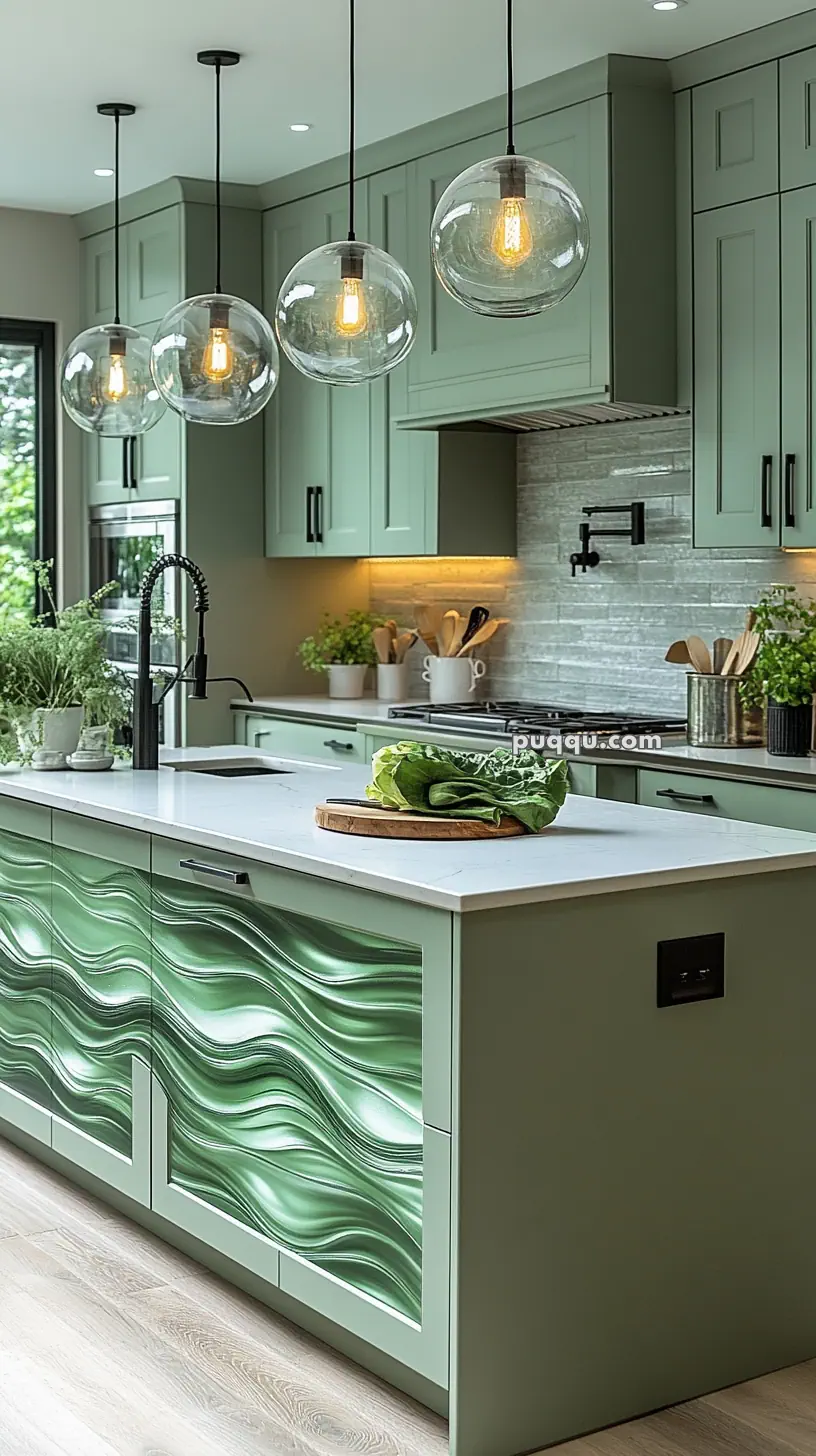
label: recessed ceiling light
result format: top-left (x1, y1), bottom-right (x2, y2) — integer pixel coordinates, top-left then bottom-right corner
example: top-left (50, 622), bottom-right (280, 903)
top-left (94, 167), bottom-right (114, 177)
top-left (651, 0), bottom-right (686, 9)
top-left (290, 122), bottom-right (311, 133)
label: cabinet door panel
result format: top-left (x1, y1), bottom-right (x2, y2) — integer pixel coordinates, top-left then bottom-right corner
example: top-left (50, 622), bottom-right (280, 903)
top-left (782, 186), bottom-right (816, 547)
top-left (51, 843), bottom-right (151, 1162)
top-left (86, 434), bottom-right (128, 507)
top-left (693, 198), bottom-right (781, 547)
top-left (369, 166), bottom-right (437, 555)
top-left (693, 63), bottom-right (779, 210)
top-left (408, 102), bottom-right (602, 420)
top-left (133, 364), bottom-right (182, 501)
top-left (780, 48), bottom-right (816, 193)
top-left (126, 208), bottom-right (182, 327)
top-left (151, 871), bottom-right (423, 1324)
top-left (83, 230), bottom-right (117, 328)
top-left (0, 827), bottom-right (52, 1127)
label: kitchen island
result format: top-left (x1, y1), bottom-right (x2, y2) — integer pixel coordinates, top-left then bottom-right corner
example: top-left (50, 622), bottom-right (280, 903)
top-left (2, 748), bottom-right (816, 1456)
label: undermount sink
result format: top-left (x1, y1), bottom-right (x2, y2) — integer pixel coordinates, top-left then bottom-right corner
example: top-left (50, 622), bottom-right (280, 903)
top-left (187, 765), bottom-right (292, 778)
top-left (165, 754), bottom-right (335, 777)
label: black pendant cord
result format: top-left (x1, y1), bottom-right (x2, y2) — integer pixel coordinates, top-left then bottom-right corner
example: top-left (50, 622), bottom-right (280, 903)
top-left (113, 110), bottom-right (121, 323)
top-left (215, 59), bottom-right (223, 293)
top-left (506, 0), bottom-right (515, 155)
top-left (347, 0), bottom-right (356, 243)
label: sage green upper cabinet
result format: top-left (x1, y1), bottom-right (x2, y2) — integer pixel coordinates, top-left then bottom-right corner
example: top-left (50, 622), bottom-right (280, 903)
top-left (406, 104), bottom-right (603, 423)
top-left (83, 230), bottom-right (117, 327)
top-left (132, 374), bottom-right (183, 501)
top-left (126, 208), bottom-right (182, 326)
top-left (781, 185), bottom-right (816, 546)
top-left (693, 197), bottom-right (781, 546)
top-left (692, 63), bottom-right (779, 210)
top-left (264, 186), bottom-right (371, 558)
top-left (780, 49), bottom-right (816, 192)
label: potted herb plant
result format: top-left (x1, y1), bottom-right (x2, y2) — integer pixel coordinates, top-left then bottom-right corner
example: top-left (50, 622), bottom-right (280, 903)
top-left (0, 563), bottom-right (131, 770)
top-left (741, 585), bottom-right (816, 756)
top-left (298, 610), bottom-right (383, 699)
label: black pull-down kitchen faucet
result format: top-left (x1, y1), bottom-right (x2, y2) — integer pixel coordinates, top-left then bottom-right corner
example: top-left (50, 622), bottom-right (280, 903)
top-left (133, 554), bottom-right (209, 770)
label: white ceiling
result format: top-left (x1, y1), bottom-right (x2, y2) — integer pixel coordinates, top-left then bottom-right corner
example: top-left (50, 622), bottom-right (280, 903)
top-left (8, 0), bottom-right (816, 213)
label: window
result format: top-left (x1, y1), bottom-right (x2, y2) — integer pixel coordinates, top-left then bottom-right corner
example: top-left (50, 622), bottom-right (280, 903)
top-left (0, 319), bottom-right (57, 620)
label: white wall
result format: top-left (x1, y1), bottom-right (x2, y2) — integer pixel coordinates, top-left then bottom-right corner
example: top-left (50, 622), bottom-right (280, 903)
top-left (0, 207), bottom-right (82, 604)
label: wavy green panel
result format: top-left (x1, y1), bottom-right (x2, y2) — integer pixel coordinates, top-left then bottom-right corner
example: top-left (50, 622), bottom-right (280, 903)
top-left (51, 846), bottom-right (151, 1158)
top-left (152, 874), bottom-right (423, 1323)
top-left (0, 827), bottom-right (52, 1110)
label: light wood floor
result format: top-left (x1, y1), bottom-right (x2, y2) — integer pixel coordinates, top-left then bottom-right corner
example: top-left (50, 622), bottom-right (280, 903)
top-left (1, 1137), bottom-right (816, 1456)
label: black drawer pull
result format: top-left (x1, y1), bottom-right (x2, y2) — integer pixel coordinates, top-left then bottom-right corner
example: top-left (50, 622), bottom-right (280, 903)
top-left (179, 858), bottom-right (249, 885)
top-left (324, 739), bottom-right (356, 753)
top-left (306, 486), bottom-right (315, 544)
top-left (785, 452), bottom-right (796, 529)
top-left (761, 455), bottom-right (773, 528)
top-left (656, 788), bottom-right (716, 806)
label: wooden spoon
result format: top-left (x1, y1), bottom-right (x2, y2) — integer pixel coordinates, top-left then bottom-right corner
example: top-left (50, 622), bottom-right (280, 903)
top-left (372, 626), bottom-right (394, 665)
top-left (449, 612), bottom-right (468, 657)
top-left (734, 630), bottom-right (760, 675)
top-left (394, 631), bottom-right (417, 664)
top-left (686, 636), bottom-right (712, 674)
top-left (713, 637), bottom-right (733, 674)
top-left (415, 605), bottom-right (443, 656)
top-left (665, 640), bottom-right (693, 666)
top-left (439, 610), bottom-right (460, 657)
top-left (720, 639), bottom-right (741, 675)
top-left (456, 619), bottom-right (509, 655)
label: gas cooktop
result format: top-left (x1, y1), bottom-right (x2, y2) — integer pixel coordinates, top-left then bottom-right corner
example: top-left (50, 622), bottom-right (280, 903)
top-left (388, 701), bottom-right (687, 739)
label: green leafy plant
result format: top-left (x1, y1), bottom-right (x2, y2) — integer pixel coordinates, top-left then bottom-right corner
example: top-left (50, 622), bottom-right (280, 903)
top-left (367, 741), bottom-right (570, 833)
top-left (0, 562), bottom-right (132, 764)
top-left (298, 610), bottom-right (384, 673)
top-left (741, 585), bottom-right (816, 709)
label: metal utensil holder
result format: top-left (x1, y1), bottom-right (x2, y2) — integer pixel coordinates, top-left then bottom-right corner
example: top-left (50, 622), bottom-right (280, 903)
top-left (687, 674), bottom-right (765, 747)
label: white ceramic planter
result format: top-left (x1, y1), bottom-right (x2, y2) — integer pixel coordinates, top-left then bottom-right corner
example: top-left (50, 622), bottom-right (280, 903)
top-left (68, 724), bottom-right (115, 772)
top-left (327, 664), bottom-right (367, 699)
top-left (422, 655), bottom-right (486, 705)
top-left (376, 663), bottom-right (409, 703)
top-left (25, 706), bottom-right (84, 770)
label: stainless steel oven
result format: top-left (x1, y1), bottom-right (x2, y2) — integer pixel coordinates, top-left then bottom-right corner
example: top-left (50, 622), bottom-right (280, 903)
top-left (89, 500), bottom-right (182, 747)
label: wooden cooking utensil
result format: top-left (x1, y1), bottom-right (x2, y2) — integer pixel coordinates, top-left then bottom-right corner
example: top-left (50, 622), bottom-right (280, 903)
top-left (439, 610), bottom-right (460, 657)
top-left (415, 605), bottom-right (443, 656)
top-left (456, 618), bottom-right (509, 655)
top-left (449, 612), bottom-right (468, 657)
top-left (734, 630), bottom-right (760, 675)
top-left (384, 619), bottom-right (398, 642)
top-left (394, 631), bottom-right (417, 664)
top-left (664, 640), bottom-right (694, 666)
top-left (720, 639), bottom-right (740, 675)
top-left (461, 605), bottom-right (490, 650)
top-left (686, 636), bottom-right (712, 674)
top-left (372, 626), bottom-right (394, 665)
top-left (712, 637), bottom-right (733, 674)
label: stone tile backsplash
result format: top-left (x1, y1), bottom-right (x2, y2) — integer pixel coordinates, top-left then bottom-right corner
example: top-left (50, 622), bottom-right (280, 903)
top-left (371, 417), bottom-right (816, 714)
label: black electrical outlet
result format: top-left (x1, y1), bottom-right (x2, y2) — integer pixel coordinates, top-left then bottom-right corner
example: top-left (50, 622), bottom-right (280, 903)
top-left (657, 932), bottom-right (725, 1007)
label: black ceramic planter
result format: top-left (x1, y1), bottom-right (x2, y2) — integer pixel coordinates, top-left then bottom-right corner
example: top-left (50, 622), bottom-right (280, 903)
top-left (766, 699), bottom-right (813, 757)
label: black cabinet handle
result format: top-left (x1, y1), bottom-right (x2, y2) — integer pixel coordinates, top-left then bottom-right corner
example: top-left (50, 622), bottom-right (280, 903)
top-left (315, 485), bottom-right (324, 543)
top-left (656, 788), bottom-right (716, 805)
top-left (761, 455), bottom-right (773, 528)
top-left (785, 453), bottom-right (796, 529)
top-left (130, 437), bottom-right (138, 490)
top-left (324, 739), bottom-right (356, 753)
top-left (306, 487), bottom-right (315, 543)
top-left (179, 858), bottom-right (249, 885)
top-left (122, 438), bottom-right (130, 489)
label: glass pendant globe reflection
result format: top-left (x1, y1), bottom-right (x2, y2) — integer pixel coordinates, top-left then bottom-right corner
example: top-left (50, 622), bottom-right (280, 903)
top-left (151, 293), bottom-right (279, 425)
top-left (60, 323), bottom-right (166, 436)
top-left (431, 154), bottom-right (590, 318)
top-left (275, 241), bottom-right (417, 385)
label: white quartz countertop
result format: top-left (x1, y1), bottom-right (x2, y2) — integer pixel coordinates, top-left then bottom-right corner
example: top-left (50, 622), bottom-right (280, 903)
top-left (231, 696), bottom-right (816, 789)
top-left (3, 744), bottom-right (816, 913)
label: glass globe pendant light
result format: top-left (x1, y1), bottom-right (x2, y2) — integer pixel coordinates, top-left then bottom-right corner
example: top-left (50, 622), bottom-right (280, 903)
top-left (431, 0), bottom-right (590, 318)
top-left (61, 105), bottom-right (166, 436)
top-left (275, 0), bottom-right (417, 385)
top-left (151, 51), bottom-right (279, 425)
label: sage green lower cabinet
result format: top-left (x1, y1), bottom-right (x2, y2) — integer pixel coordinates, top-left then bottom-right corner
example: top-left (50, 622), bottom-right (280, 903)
top-left (693, 197), bottom-right (781, 547)
top-left (50, 813), bottom-right (152, 1203)
top-left (0, 803), bottom-right (52, 1142)
top-left (245, 714), bottom-right (366, 764)
top-left (639, 768), bottom-right (816, 832)
top-left (150, 841), bottom-right (451, 1385)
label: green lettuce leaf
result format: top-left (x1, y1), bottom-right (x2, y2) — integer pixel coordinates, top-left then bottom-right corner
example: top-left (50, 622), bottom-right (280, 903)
top-left (366, 742), bottom-right (569, 833)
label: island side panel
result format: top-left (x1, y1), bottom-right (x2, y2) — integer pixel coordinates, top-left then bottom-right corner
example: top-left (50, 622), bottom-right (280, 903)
top-left (449, 868), bottom-right (816, 1456)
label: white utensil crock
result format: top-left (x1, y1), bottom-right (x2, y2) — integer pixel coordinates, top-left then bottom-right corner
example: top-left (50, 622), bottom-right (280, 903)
top-left (327, 664), bottom-right (367, 699)
top-left (377, 663), bottom-right (409, 702)
top-left (422, 655), bottom-right (486, 704)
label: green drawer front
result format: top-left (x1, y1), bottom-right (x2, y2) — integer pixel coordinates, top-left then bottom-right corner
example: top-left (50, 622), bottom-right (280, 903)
top-left (246, 716), bottom-right (365, 764)
top-left (639, 769), bottom-right (816, 832)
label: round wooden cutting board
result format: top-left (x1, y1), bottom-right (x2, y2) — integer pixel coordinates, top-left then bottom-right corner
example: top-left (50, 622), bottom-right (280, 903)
top-left (315, 802), bottom-right (526, 840)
